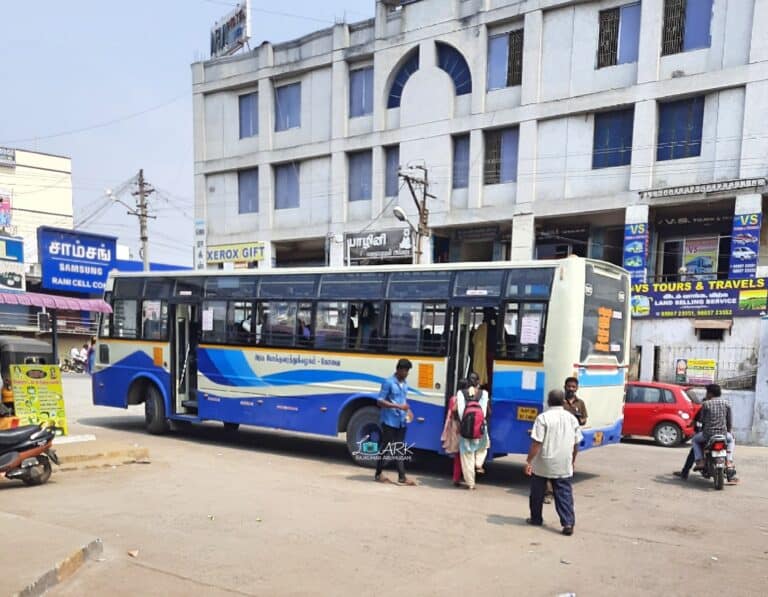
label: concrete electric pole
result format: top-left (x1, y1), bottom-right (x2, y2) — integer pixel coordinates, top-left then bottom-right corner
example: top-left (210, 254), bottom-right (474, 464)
top-left (129, 169), bottom-right (155, 271)
top-left (398, 166), bottom-right (434, 265)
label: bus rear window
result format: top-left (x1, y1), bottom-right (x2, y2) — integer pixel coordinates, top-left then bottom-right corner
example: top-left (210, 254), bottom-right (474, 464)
top-left (581, 265), bottom-right (628, 363)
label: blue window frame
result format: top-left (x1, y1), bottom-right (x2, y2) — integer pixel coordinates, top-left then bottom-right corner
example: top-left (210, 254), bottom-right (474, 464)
top-left (348, 150), bottom-right (373, 202)
top-left (385, 145), bottom-right (399, 197)
top-left (592, 108), bottom-right (635, 169)
top-left (436, 42), bottom-right (472, 95)
top-left (275, 163), bottom-right (300, 209)
top-left (238, 92), bottom-right (258, 138)
top-left (387, 49), bottom-right (419, 109)
top-left (349, 66), bottom-right (373, 118)
top-left (275, 83), bottom-right (301, 131)
top-left (657, 96), bottom-right (705, 161)
top-left (487, 29), bottom-right (523, 89)
top-left (484, 127), bottom-right (519, 184)
top-left (238, 168), bottom-right (259, 213)
top-left (683, 0), bottom-right (713, 51)
top-left (453, 134), bottom-right (470, 189)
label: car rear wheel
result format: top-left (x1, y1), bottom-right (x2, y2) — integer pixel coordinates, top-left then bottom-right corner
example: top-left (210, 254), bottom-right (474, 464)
top-left (653, 422), bottom-right (682, 447)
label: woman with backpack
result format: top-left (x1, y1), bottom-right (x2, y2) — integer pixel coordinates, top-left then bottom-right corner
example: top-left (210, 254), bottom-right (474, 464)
top-left (441, 379), bottom-right (468, 487)
top-left (457, 372), bottom-right (490, 490)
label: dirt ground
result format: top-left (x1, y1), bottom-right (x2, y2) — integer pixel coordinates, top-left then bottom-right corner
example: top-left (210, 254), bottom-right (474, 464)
top-left (3, 377), bottom-right (767, 597)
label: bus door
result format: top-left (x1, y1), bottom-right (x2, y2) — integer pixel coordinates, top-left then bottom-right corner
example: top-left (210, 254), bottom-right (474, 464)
top-left (170, 302), bottom-right (199, 416)
top-left (446, 301), bottom-right (499, 398)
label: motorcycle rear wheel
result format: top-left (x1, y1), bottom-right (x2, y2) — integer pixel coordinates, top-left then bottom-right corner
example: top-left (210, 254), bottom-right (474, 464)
top-left (713, 467), bottom-right (725, 490)
top-left (22, 454), bottom-right (52, 486)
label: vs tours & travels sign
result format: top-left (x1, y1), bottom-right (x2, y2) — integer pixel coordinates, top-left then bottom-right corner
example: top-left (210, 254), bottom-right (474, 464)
top-left (38, 227), bottom-right (116, 294)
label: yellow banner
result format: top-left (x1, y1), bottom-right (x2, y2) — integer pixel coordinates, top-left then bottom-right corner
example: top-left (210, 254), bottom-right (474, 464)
top-left (10, 365), bottom-right (67, 435)
top-left (207, 242), bottom-right (265, 264)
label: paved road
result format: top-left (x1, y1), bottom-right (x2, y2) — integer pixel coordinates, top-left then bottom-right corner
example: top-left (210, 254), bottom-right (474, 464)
top-left (3, 376), bottom-right (767, 596)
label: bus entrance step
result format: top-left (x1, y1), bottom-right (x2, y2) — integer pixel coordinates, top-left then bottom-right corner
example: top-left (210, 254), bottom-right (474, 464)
top-left (181, 400), bottom-right (198, 410)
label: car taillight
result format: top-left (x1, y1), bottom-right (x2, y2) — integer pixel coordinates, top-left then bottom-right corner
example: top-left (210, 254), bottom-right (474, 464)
top-left (711, 441), bottom-right (726, 451)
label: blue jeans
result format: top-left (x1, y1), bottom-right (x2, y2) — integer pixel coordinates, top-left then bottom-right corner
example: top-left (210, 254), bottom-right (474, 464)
top-left (529, 474), bottom-right (575, 528)
top-left (692, 432), bottom-right (734, 462)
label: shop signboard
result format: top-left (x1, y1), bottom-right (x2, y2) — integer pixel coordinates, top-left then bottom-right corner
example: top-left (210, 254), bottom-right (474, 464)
top-left (728, 212), bottom-right (761, 279)
top-left (631, 278), bottom-right (768, 318)
top-left (210, 1), bottom-right (250, 58)
top-left (0, 235), bottom-right (25, 292)
top-left (346, 229), bottom-right (413, 262)
top-left (683, 237), bottom-right (718, 280)
top-left (194, 219), bottom-right (206, 270)
top-left (674, 358), bottom-right (716, 385)
top-left (622, 223), bottom-right (648, 283)
top-left (206, 241), bottom-right (264, 265)
top-left (38, 227), bottom-right (116, 294)
top-left (10, 365), bottom-right (67, 435)
top-left (0, 189), bottom-right (11, 228)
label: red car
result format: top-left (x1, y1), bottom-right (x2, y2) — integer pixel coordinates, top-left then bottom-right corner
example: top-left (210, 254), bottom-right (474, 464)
top-left (623, 382), bottom-right (702, 446)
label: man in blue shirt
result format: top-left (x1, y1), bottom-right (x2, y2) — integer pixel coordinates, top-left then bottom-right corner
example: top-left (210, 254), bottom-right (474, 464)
top-left (374, 358), bottom-right (416, 485)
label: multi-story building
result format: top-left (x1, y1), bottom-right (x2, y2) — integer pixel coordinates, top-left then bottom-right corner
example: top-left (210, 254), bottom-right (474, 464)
top-left (193, 0), bottom-right (768, 384)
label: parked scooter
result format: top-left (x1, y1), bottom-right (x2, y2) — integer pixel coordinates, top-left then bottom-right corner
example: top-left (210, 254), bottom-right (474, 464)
top-left (0, 424), bottom-right (58, 486)
top-left (698, 433), bottom-right (729, 490)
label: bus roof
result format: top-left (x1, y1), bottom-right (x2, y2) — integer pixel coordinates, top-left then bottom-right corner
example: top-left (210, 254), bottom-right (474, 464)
top-left (107, 257), bottom-right (627, 279)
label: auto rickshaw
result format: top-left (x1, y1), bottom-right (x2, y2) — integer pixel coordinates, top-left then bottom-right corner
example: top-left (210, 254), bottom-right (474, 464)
top-left (0, 336), bottom-right (54, 430)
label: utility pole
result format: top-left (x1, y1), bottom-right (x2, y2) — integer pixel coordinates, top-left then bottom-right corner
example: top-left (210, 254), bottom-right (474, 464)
top-left (399, 166), bottom-right (434, 265)
top-left (129, 169), bottom-right (155, 271)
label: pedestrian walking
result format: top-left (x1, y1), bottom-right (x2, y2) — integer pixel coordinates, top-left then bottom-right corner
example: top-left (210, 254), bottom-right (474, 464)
top-left (374, 358), bottom-right (416, 486)
top-left (441, 379), bottom-right (467, 487)
top-left (525, 389), bottom-right (583, 536)
top-left (457, 372), bottom-right (489, 490)
top-left (545, 377), bottom-right (587, 503)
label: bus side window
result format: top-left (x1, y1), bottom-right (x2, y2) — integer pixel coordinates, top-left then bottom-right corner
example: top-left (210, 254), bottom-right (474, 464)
top-left (141, 300), bottom-right (168, 341)
top-left (112, 299), bottom-right (138, 339)
top-left (229, 301), bottom-right (255, 345)
top-left (262, 301), bottom-right (297, 347)
top-left (422, 303), bottom-right (447, 355)
top-left (297, 302), bottom-right (313, 347)
top-left (348, 301), bottom-right (380, 351)
top-left (501, 302), bottom-right (546, 361)
top-left (315, 302), bottom-right (347, 349)
top-left (201, 301), bottom-right (227, 344)
top-left (387, 302), bottom-right (421, 353)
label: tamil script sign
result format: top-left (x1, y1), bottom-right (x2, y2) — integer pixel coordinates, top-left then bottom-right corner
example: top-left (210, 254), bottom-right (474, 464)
top-left (38, 227), bottom-right (116, 294)
top-left (210, 1), bottom-right (250, 58)
top-left (640, 178), bottom-right (766, 200)
top-left (206, 241), bottom-right (264, 264)
top-left (631, 278), bottom-right (768, 319)
top-left (346, 229), bottom-right (413, 262)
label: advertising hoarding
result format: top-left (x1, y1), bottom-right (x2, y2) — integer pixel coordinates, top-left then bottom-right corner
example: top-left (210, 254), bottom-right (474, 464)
top-left (346, 229), bottom-right (413, 262)
top-left (210, 1), bottom-right (250, 58)
top-left (206, 241), bottom-right (264, 264)
top-left (728, 212), bottom-right (761, 279)
top-left (0, 235), bottom-right (25, 293)
top-left (38, 227), bottom-right (116, 294)
top-left (631, 278), bottom-right (768, 319)
top-left (622, 223), bottom-right (648, 284)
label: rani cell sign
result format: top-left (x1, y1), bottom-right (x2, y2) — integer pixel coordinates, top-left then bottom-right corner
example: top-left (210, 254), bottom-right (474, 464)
top-left (38, 227), bottom-right (116, 294)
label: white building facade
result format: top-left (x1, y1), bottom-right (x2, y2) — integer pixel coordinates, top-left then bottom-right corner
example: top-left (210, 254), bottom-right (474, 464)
top-left (193, 0), bottom-right (768, 383)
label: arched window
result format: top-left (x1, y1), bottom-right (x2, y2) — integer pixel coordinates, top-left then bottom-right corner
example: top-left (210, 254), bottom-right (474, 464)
top-left (436, 42), bottom-right (472, 95)
top-left (387, 48), bottom-right (420, 109)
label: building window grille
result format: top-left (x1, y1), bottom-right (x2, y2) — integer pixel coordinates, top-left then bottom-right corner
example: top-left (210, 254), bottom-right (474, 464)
top-left (484, 128), bottom-right (519, 185)
top-left (275, 82), bottom-right (301, 131)
top-left (385, 145), bottom-right (400, 197)
top-left (274, 162), bottom-right (300, 209)
top-left (662, 0), bottom-right (713, 56)
top-left (237, 168), bottom-right (259, 214)
top-left (348, 150), bottom-right (373, 202)
top-left (657, 96), bottom-right (705, 161)
top-left (598, 3), bottom-right (641, 68)
top-left (488, 29), bottom-right (524, 90)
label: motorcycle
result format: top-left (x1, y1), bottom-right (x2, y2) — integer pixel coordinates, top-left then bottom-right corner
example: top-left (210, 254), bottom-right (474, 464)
top-left (0, 424), bottom-right (58, 486)
top-left (61, 357), bottom-right (85, 374)
top-left (698, 434), bottom-right (729, 490)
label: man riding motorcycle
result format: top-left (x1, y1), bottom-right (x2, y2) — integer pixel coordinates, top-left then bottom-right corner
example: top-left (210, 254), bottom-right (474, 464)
top-left (692, 384), bottom-right (735, 474)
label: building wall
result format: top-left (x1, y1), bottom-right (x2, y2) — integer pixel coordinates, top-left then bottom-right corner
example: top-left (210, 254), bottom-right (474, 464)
top-left (0, 149), bottom-right (73, 266)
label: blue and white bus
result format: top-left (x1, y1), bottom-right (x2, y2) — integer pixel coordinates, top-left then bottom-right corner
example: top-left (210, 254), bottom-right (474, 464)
top-left (93, 258), bottom-right (630, 464)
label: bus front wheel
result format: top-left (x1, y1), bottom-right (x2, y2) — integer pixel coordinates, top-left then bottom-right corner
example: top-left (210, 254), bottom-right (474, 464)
top-left (346, 406), bottom-right (383, 469)
top-left (145, 385), bottom-right (169, 435)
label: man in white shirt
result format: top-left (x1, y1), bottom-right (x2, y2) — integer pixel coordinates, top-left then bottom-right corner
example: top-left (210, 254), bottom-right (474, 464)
top-left (524, 389), bottom-right (583, 536)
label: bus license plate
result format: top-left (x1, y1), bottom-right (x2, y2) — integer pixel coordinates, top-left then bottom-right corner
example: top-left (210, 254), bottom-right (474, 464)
top-left (517, 407), bottom-right (538, 422)
top-left (593, 431), bottom-right (604, 446)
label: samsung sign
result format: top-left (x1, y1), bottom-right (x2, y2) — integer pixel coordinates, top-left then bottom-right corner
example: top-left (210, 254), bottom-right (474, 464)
top-left (38, 227), bottom-right (116, 294)
top-left (210, 1), bottom-right (250, 58)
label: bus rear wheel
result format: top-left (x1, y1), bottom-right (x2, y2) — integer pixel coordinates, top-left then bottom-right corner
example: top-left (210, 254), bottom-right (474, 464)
top-left (346, 406), bottom-right (383, 469)
top-left (145, 385), bottom-right (169, 435)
